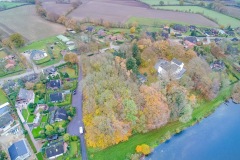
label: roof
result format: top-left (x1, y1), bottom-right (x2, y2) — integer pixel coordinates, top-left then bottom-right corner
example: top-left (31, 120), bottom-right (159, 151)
top-left (22, 74), bottom-right (38, 82)
top-left (171, 58), bottom-right (183, 66)
top-left (8, 140), bottom-right (29, 160)
top-left (49, 80), bottom-right (61, 89)
top-left (86, 26), bottom-right (94, 32)
top-left (50, 92), bottom-right (63, 102)
top-left (5, 63), bottom-right (15, 69)
top-left (54, 108), bottom-right (68, 121)
top-left (173, 24), bottom-right (188, 32)
top-left (0, 106), bottom-right (9, 116)
top-left (0, 112), bottom-right (13, 128)
top-left (0, 102), bottom-right (10, 109)
top-left (17, 88), bottom-right (33, 101)
top-left (46, 143), bottom-right (64, 158)
top-left (184, 36), bottom-right (197, 44)
top-left (30, 50), bottom-right (46, 59)
top-left (47, 134), bottom-right (58, 141)
top-left (57, 35), bottom-right (70, 42)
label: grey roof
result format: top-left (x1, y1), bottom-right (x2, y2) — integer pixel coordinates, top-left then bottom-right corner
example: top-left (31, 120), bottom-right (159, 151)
top-left (22, 73), bottom-right (38, 82)
top-left (154, 59), bottom-right (171, 71)
top-left (175, 68), bottom-right (186, 79)
top-left (184, 36), bottom-right (197, 44)
top-left (0, 112), bottom-right (13, 129)
top-left (30, 50), bottom-right (46, 59)
top-left (171, 58), bottom-right (183, 66)
top-left (86, 26), bottom-right (94, 32)
top-left (8, 140), bottom-right (29, 160)
top-left (50, 92), bottom-right (63, 102)
top-left (49, 80), bottom-right (61, 89)
top-left (0, 106), bottom-right (10, 116)
top-left (54, 108), bottom-right (68, 121)
top-left (46, 143), bottom-right (64, 158)
top-left (2, 80), bottom-right (15, 89)
top-left (17, 88), bottom-right (33, 101)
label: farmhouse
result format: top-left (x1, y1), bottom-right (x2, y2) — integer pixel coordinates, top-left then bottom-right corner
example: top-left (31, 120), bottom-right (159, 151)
top-left (49, 92), bottom-right (64, 103)
top-left (15, 88), bottom-right (35, 108)
top-left (54, 108), bottom-right (68, 122)
top-left (98, 29), bottom-right (106, 37)
top-left (46, 142), bottom-right (65, 159)
top-left (155, 58), bottom-right (186, 80)
top-left (86, 26), bottom-right (95, 32)
top-left (183, 36), bottom-right (198, 44)
top-left (8, 140), bottom-right (30, 160)
top-left (30, 50), bottom-right (47, 60)
top-left (172, 24), bottom-right (188, 32)
top-left (47, 79), bottom-right (61, 90)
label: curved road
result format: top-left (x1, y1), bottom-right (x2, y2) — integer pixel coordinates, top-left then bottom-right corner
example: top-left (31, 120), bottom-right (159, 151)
top-left (67, 64), bottom-right (88, 160)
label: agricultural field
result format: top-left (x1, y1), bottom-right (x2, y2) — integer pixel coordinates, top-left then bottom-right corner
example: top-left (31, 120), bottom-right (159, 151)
top-left (0, 5), bottom-right (65, 42)
top-left (42, 1), bottom-right (73, 15)
top-left (68, 0), bottom-right (218, 27)
top-left (155, 6), bottom-right (240, 27)
top-left (225, 6), bottom-right (240, 19)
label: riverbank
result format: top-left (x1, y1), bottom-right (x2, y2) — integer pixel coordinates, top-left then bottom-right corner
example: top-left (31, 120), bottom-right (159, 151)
top-left (88, 85), bottom-right (233, 160)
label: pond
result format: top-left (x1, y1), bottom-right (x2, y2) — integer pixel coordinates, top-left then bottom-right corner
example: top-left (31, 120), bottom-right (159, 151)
top-left (146, 100), bottom-right (240, 160)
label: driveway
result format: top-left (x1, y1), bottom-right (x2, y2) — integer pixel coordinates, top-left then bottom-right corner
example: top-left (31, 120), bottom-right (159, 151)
top-left (67, 64), bottom-right (88, 160)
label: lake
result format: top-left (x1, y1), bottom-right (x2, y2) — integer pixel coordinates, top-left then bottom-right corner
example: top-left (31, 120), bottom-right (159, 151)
top-left (146, 100), bottom-right (240, 160)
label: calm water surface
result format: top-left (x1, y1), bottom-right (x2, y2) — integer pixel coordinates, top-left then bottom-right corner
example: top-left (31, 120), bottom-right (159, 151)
top-left (146, 100), bottom-right (240, 160)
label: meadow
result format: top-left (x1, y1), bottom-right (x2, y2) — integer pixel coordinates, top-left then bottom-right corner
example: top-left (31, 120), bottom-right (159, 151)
top-left (0, 2), bottom-right (27, 9)
top-left (155, 6), bottom-right (240, 27)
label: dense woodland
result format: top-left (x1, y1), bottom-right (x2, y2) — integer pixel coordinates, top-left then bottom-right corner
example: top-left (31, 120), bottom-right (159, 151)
top-left (81, 38), bottom-right (227, 148)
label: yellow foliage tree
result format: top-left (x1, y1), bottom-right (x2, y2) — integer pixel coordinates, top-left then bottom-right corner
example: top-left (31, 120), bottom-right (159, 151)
top-left (136, 145), bottom-right (142, 153)
top-left (136, 144), bottom-right (151, 155)
top-left (130, 27), bottom-right (136, 33)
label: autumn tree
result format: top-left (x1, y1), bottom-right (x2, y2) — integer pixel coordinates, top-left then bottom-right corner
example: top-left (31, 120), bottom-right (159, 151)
top-left (46, 12), bottom-right (59, 22)
top-left (136, 144), bottom-right (151, 155)
top-left (140, 85), bottom-right (170, 130)
top-left (9, 33), bottom-right (25, 48)
top-left (57, 15), bottom-right (67, 25)
top-left (25, 82), bottom-right (35, 90)
top-left (64, 52), bottom-right (79, 64)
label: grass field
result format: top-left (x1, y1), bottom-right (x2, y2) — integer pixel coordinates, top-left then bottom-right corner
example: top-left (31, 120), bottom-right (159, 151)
top-left (155, 6), bottom-right (240, 27)
top-left (59, 67), bottom-right (77, 78)
top-left (34, 55), bottom-right (51, 65)
top-left (88, 85), bottom-right (233, 160)
top-left (36, 152), bottom-right (44, 160)
top-left (127, 17), bottom-right (206, 27)
top-left (25, 133), bottom-right (37, 153)
top-left (140, 0), bottom-right (191, 5)
top-left (22, 109), bottom-right (29, 121)
top-left (41, 114), bottom-right (48, 123)
top-left (0, 89), bottom-right (8, 104)
top-left (0, 2), bottom-right (27, 9)
top-left (32, 126), bottom-right (42, 138)
top-left (19, 36), bottom-right (58, 52)
top-left (0, 50), bottom-right (7, 59)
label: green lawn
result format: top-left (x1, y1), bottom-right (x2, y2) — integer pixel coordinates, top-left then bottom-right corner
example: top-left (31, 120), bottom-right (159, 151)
top-left (127, 17), bottom-right (205, 27)
top-left (27, 114), bottom-right (35, 123)
top-left (36, 152), bottom-right (44, 160)
top-left (155, 6), bottom-right (240, 28)
top-left (32, 126), bottom-right (42, 138)
top-left (0, 63), bottom-right (25, 78)
top-left (41, 114), bottom-right (48, 123)
top-left (55, 94), bottom-right (72, 107)
top-left (25, 133), bottom-right (37, 153)
top-left (22, 109), bottom-right (29, 121)
top-left (140, 0), bottom-right (190, 5)
top-left (0, 89), bottom-right (8, 104)
top-left (59, 67), bottom-right (77, 78)
top-left (68, 142), bottom-right (79, 158)
top-left (19, 36), bottom-right (58, 52)
top-left (34, 55), bottom-right (51, 65)
top-left (0, 50), bottom-right (7, 59)
top-left (88, 85), bottom-right (233, 160)
top-left (0, 2), bottom-right (27, 9)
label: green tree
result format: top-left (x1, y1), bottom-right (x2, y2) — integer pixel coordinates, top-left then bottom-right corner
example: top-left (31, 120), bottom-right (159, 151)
top-left (123, 99), bottom-right (138, 124)
top-left (63, 133), bottom-right (70, 142)
top-left (126, 57), bottom-right (138, 73)
top-left (132, 43), bottom-right (139, 58)
top-left (9, 33), bottom-right (25, 48)
top-left (159, 1), bottom-right (164, 6)
top-left (179, 0), bottom-right (184, 6)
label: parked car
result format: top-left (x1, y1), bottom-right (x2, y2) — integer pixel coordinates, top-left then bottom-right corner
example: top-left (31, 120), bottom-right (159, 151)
top-left (79, 126), bottom-right (84, 134)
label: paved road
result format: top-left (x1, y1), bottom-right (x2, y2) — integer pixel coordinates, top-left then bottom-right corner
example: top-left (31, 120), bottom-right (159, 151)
top-left (67, 64), bottom-right (88, 160)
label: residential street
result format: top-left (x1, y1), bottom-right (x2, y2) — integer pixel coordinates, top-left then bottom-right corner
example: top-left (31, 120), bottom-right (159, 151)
top-left (67, 64), bottom-right (88, 160)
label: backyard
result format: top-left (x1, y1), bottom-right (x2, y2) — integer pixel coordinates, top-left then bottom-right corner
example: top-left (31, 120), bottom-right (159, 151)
top-left (0, 89), bottom-right (8, 104)
top-left (21, 106), bottom-right (35, 123)
top-left (59, 66), bottom-right (78, 78)
top-left (155, 6), bottom-right (240, 28)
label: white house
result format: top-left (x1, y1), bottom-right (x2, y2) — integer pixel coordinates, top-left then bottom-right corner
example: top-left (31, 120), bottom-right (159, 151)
top-left (155, 58), bottom-right (186, 80)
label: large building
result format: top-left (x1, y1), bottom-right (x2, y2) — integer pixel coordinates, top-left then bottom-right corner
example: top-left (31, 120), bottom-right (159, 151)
top-left (155, 58), bottom-right (186, 80)
top-left (15, 88), bottom-right (35, 108)
top-left (8, 140), bottom-right (30, 160)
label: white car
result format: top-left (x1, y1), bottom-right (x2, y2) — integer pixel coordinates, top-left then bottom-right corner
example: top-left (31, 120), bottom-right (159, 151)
top-left (79, 127), bottom-right (84, 134)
